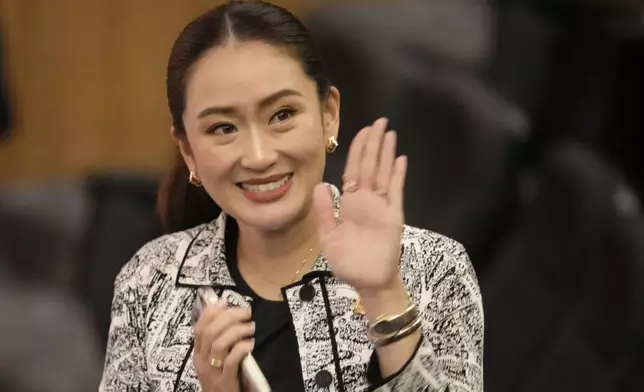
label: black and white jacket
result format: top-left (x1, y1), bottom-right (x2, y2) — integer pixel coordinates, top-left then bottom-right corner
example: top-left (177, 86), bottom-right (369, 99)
top-left (99, 185), bottom-right (484, 392)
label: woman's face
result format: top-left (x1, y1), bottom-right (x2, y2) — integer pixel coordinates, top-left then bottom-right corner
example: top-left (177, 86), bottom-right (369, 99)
top-left (177, 40), bottom-right (340, 231)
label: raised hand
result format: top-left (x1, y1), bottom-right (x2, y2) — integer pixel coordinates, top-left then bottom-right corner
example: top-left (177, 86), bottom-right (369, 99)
top-left (314, 118), bottom-right (407, 294)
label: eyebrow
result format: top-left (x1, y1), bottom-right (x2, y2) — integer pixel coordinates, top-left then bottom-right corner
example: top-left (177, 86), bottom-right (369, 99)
top-left (196, 88), bottom-right (303, 119)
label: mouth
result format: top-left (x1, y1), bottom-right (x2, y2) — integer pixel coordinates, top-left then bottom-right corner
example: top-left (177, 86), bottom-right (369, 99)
top-left (237, 173), bottom-right (294, 193)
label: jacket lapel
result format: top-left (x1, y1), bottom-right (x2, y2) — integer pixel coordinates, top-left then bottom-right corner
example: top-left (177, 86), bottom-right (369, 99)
top-left (175, 213), bottom-right (235, 288)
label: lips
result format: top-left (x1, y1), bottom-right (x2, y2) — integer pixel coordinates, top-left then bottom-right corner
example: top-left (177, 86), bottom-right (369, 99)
top-left (237, 173), bottom-right (294, 203)
top-left (237, 173), bottom-right (293, 193)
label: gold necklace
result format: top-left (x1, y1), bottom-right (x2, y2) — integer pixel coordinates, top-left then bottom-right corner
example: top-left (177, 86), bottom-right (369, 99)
top-left (244, 247), bottom-right (317, 287)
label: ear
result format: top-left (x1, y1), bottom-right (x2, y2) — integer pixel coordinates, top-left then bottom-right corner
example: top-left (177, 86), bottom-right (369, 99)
top-left (322, 86), bottom-right (340, 140)
top-left (171, 126), bottom-right (198, 174)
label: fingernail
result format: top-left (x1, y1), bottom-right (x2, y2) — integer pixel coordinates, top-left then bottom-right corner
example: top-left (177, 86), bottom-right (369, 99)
top-left (250, 322), bottom-right (256, 330)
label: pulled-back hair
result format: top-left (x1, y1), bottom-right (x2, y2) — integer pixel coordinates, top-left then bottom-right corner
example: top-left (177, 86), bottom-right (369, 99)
top-left (158, 1), bottom-right (330, 233)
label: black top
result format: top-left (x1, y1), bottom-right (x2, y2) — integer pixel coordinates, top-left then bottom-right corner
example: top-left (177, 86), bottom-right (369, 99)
top-left (225, 219), bottom-right (387, 390)
top-left (224, 220), bottom-right (306, 391)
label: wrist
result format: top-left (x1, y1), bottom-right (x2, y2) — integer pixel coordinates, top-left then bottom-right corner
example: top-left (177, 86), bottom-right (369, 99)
top-left (357, 278), bottom-right (410, 323)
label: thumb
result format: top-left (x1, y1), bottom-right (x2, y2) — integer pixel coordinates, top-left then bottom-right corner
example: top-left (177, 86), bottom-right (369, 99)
top-left (313, 183), bottom-right (337, 237)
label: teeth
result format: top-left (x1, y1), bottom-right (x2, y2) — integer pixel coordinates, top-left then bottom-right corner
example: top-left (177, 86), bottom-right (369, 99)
top-left (241, 175), bottom-right (291, 193)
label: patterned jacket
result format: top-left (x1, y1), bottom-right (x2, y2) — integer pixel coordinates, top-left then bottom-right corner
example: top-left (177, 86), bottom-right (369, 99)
top-left (99, 186), bottom-right (484, 392)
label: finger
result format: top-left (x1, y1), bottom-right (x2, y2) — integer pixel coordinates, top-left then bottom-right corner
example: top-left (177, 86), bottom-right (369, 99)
top-left (208, 321), bottom-right (256, 364)
top-left (389, 155), bottom-right (408, 210)
top-left (199, 307), bottom-right (251, 356)
top-left (359, 118), bottom-right (388, 190)
top-left (220, 339), bottom-right (255, 385)
top-left (195, 300), bottom-right (227, 331)
top-left (375, 130), bottom-right (397, 195)
top-left (313, 183), bottom-right (336, 236)
top-left (200, 307), bottom-right (251, 354)
top-left (342, 125), bottom-right (370, 190)
top-left (194, 300), bottom-right (227, 354)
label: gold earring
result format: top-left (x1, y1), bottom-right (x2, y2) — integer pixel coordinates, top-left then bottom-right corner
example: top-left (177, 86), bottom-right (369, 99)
top-left (326, 136), bottom-right (338, 153)
top-left (188, 171), bottom-right (202, 187)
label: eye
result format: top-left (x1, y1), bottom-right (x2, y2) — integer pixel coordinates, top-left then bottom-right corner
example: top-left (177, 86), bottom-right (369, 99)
top-left (270, 108), bottom-right (297, 124)
top-left (207, 122), bottom-right (237, 135)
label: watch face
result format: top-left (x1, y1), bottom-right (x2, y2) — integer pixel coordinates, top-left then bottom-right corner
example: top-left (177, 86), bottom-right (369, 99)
top-left (372, 305), bottom-right (419, 335)
top-left (191, 287), bottom-right (219, 326)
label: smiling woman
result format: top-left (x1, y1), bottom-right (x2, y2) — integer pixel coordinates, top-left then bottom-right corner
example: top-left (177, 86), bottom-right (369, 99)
top-left (173, 36), bottom-right (337, 233)
top-left (158, 6), bottom-right (335, 234)
top-left (99, 2), bottom-right (484, 392)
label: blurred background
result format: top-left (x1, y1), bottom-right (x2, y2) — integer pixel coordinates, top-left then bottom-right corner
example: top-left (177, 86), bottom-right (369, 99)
top-left (1, 0), bottom-right (643, 391)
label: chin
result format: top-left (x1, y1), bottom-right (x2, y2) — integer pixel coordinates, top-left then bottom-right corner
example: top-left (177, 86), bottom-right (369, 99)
top-left (236, 202), bottom-right (306, 232)
top-left (234, 193), bottom-right (307, 233)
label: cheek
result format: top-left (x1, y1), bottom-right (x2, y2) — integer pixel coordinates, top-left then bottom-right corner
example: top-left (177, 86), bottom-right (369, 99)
top-left (190, 142), bottom-right (233, 180)
top-left (295, 112), bottom-right (325, 149)
top-left (286, 129), bottom-right (326, 178)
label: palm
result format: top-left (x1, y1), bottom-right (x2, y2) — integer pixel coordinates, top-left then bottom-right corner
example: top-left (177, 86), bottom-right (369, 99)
top-left (315, 118), bottom-right (407, 292)
top-left (324, 190), bottom-right (402, 289)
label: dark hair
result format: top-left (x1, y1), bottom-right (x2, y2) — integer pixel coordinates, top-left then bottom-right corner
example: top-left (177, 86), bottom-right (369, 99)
top-left (158, 0), bottom-right (330, 233)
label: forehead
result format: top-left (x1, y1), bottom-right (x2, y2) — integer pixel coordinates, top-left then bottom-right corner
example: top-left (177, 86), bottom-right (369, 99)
top-left (184, 40), bottom-right (314, 112)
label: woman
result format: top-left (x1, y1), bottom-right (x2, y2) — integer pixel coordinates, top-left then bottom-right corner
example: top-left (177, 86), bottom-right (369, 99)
top-left (99, 1), bottom-right (483, 391)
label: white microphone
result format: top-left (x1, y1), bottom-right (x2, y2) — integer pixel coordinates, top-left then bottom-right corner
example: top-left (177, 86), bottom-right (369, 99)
top-left (192, 287), bottom-right (272, 392)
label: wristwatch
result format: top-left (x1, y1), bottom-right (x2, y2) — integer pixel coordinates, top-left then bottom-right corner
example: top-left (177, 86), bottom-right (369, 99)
top-left (369, 304), bottom-right (419, 337)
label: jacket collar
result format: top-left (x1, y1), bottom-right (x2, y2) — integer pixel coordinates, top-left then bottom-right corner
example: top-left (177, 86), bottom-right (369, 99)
top-left (176, 183), bottom-right (341, 288)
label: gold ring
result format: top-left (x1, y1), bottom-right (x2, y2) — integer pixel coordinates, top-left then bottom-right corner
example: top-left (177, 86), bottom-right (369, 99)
top-left (210, 358), bottom-right (224, 369)
top-left (375, 188), bottom-right (388, 197)
top-left (343, 181), bottom-right (359, 193)
top-left (342, 175), bottom-right (358, 192)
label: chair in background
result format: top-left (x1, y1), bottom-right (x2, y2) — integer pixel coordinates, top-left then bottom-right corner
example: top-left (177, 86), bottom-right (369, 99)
top-left (0, 173), bottom-right (163, 346)
top-left (75, 173), bottom-right (162, 345)
top-left (0, 181), bottom-right (90, 289)
top-left (482, 141), bottom-right (644, 392)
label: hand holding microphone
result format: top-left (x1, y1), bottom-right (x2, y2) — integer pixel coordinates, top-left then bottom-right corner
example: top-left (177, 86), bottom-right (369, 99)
top-left (192, 288), bottom-right (271, 392)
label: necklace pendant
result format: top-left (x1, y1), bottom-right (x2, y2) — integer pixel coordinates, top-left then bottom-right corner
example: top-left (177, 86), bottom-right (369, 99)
top-left (353, 296), bottom-right (366, 315)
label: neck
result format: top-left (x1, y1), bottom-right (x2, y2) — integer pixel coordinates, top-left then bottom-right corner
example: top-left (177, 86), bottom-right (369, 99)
top-left (236, 207), bottom-right (319, 270)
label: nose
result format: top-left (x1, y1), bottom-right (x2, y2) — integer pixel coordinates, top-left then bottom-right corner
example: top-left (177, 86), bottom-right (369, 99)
top-left (239, 126), bottom-right (278, 172)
